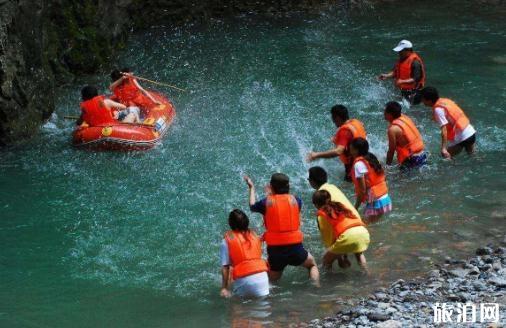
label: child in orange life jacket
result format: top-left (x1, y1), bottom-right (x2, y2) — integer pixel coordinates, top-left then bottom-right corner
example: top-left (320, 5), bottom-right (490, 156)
top-left (349, 138), bottom-right (392, 224)
top-left (244, 173), bottom-right (320, 285)
top-left (312, 190), bottom-right (370, 271)
top-left (220, 209), bottom-right (269, 298)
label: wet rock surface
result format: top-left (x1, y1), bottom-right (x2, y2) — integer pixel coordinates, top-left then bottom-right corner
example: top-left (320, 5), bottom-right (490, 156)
top-left (305, 242), bottom-right (506, 327)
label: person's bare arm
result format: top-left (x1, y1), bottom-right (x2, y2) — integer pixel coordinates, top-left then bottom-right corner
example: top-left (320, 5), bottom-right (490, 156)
top-left (109, 76), bottom-right (126, 92)
top-left (244, 176), bottom-right (256, 206)
top-left (354, 176), bottom-right (367, 209)
top-left (378, 71), bottom-right (394, 80)
top-left (220, 266), bottom-right (231, 298)
top-left (133, 79), bottom-right (161, 105)
top-left (386, 126), bottom-right (398, 165)
top-left (396, 77), bottom-right (415, 87)
top-left (307, 146), bottom-right (345, 162)
top-left (440, 126), bottom-right (451, 159)
top-left (104, 99), bottom-right (127, 110)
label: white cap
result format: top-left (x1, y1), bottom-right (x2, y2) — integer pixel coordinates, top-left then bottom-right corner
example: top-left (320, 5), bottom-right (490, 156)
top-left (393, 40), bottom-right (413, 52)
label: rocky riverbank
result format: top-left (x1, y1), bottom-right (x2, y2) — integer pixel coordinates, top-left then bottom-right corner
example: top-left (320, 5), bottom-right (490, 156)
top-left (305, 240), bottom-right (506, 327)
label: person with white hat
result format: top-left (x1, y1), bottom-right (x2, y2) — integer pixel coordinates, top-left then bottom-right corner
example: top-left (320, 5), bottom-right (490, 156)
top-left (378, 40), bottom-right (426, 105)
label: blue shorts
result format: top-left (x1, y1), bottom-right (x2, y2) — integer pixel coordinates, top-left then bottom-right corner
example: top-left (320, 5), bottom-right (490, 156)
top-left (267, 243), bottom-right (308, 272)
top-left (400, 152), bottom-right (427, 171)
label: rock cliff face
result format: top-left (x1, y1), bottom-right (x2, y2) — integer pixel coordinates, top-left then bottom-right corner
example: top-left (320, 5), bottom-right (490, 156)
top-left (0, 0), bottom-right (134, 146)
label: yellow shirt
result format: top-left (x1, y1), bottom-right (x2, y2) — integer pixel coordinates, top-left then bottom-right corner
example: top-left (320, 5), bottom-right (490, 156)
top-left (317, 183), bottom-right (361, 248)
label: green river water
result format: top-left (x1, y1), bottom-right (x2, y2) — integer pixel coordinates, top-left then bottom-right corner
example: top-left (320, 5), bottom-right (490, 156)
top-left (1, 1), bottom-right (506, 327)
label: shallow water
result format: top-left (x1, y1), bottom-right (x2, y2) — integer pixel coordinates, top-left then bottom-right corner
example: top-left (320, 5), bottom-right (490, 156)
top-left (1, 1), bottom-right (506, 327)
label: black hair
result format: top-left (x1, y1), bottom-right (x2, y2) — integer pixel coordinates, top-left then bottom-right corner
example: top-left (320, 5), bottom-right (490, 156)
top-left (331, 104), bottom-right (349, 121)
top-left (384, 101), bottom-right (402, 119)
top-left (308, 166), bottom-right (328, 186)
top-left (421, 86), bottom-right (439, 103)
top-left (312, 190), bottom-right (358, 220)
top-left (81, 85), bottom-right (98, 101)
top-left (110, 67), bottom-right (131, 82)
top-left (350, 137), bottom-right (384, 174)
top-left (270, 173), bottom-right (290, 194)
top-left (228, 209), bottom-right (250, 232)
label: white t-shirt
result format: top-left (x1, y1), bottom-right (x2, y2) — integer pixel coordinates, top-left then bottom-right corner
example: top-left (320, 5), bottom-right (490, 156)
top-left (434, 107), bottom-right (476, 146)
top-left (220, 239), bottom-right (269, 298)
top-left (353, 160), bottom-right (388, 202)
top-left (353, 160), bottom-right (368, 178)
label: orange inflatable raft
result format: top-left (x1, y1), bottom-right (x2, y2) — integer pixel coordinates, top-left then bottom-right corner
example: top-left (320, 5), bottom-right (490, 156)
top-left (72, 92), bottom-right (176, 151)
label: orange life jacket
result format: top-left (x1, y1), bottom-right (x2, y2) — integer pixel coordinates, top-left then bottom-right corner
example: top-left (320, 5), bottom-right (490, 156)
top-left (351, 156), bottom-right (389, 202)
top-left (80, 95), bottom-right (115, 126)
top-left (224, 230), bottom-right (268, 280)
top-left (336, 119), bottom-right (367, 165)
top-left (113, 77), bottom-right (152, 109)
top-left (432, 98), bottom-right (471, 142)
top-left (317, 209), bottom-right (365, 240)
top-left (394, 52), bottom-right (426, 91)
top-left (263, 194), bottom-right (304, 246)
top-left (391, 114), bottom-right (425, 164)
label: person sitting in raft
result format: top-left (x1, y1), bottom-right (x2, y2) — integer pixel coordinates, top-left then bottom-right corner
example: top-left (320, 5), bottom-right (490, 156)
top-left (244, 173), bottom-right (320, 284)
top-left (384, 101), bottom-right (427, 170)
top-left (109, 68), bottom-right (161, 110)
top-left (307, 105), bottom-right (367, 182)
top-left (312, 190), bottom-right (370, 272)
top-left (378, 40), bottom-right (426, 106)
top-left (79, 85), bottom-right (138, 126)
top-left (219, 209), bottom-right (270, 298)
top-left (349, 138), bottom-right (392, 224)
top-left (420, 86), bottom-right (476, 159)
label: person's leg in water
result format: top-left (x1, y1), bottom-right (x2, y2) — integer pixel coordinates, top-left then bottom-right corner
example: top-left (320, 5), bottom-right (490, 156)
top-left (339, 254), bottom-right (352, 268)
top-left (344, 164), bottom-right (352, 182)
top-left (355, 252), bottom-right (370, 274)
top-left (447, 144), bottom-right (464, 157)
top-left (464, 141), bottom-right (475, 155)
top-left (322, 251), bottom-right (340, 270)
top-left (365, 214), bottom-right (382, 225)
top-left (302, 254), bottom-right (320, 286)
top-left (268, 270), bottom-right (283, 283)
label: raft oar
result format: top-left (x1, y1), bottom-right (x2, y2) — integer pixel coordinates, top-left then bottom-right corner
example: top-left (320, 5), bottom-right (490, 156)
top-left (129, 75), bottom-right (187, 92)
top-left (63, 115), bottom-right (156, 127)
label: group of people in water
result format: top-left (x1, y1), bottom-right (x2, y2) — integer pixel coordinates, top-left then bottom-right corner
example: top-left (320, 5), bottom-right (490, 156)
top-left (219, 40), bottom-right (477, 298)
top-left (78, 69), bottom-right (161, 126)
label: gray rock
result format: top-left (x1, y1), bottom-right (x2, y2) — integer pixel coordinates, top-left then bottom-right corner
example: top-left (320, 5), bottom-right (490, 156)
top-left (449, 268), bottom-right (470, 278)
top-left (377, 302), bottom-right (390, 310)
top-left (496, 247), bottom-right (506, 254)
top-left (367, 312), bottom-right (390, 322)
top-left (489, 277), bottom-right (506, 287)
top-left (480, 264), bottom-right (493, 271)
top-left (385, 307), bottom-right (397, 314)
top-left (375, 292), bottom-right (388, 300)
top-left (483, 256), bottom-right (495, 264)
top-left (399, 290), bottom-right (409, 297)
top-left (376, 320), bottom-right (402, 328)
top-left (476, 247), bottom-right (493, 256)
top-left (473, 280), bottom-right (487, 291)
